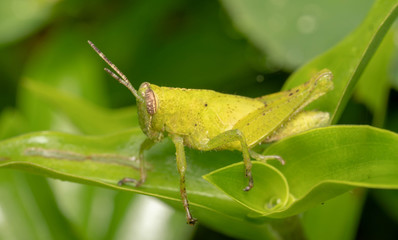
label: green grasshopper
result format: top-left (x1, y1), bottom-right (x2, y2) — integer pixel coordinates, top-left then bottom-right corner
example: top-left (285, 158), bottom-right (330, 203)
top-left (88, 41), bottom-right (334, 225)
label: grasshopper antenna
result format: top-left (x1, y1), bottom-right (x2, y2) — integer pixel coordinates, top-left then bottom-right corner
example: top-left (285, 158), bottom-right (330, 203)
top-left (88, 40), bottom-right (143, 102)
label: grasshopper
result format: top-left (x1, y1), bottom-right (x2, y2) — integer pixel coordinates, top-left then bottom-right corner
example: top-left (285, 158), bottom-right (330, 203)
top-left (88, 41), bottom-right (334, 225)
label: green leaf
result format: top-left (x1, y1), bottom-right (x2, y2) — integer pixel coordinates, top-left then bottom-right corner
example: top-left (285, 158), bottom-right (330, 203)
top-left (302, 190), bottom-right (366, 240)
top-left (220, 0), bottom-right (374, 68)
top-left (1, 125), bottom-right (398, 237)
top-left (205, 126), bottom-right (398, 219)
top-left (203, 162), bottom-right (290, 214)
top-left (353, 29), bottom-right (394, 127)
top-left (283, 0), bottom-right (398, 124)
top-left (0, 129), bottom-right (287, 239)
top-left (0, 129), bottom-right (146, 188)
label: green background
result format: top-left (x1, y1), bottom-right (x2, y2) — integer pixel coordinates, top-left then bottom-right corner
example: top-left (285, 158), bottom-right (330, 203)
top-left (0, 0), bottom-right (398, 239)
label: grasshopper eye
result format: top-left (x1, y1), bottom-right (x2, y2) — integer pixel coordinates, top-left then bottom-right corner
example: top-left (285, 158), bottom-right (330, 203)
top-left (145, 88), bottom-right (157, 115)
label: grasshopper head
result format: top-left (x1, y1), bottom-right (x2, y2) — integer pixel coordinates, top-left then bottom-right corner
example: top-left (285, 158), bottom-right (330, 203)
top-left (88, 40), bottom-right (164, 141)
top-left (137, 82), bottom-right (164, 141)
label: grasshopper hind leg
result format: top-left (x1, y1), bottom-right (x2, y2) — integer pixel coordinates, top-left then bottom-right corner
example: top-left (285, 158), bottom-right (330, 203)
top-left (118, 138), bottom-right (154, 187)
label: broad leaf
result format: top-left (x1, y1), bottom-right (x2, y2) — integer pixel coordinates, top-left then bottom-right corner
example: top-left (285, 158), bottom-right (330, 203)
top-left (1, 126), bottom-right (398, 239)
top-left (205, 126), bottom-right (398, 219)
top-left (282, 0), bottom-right (398, 124)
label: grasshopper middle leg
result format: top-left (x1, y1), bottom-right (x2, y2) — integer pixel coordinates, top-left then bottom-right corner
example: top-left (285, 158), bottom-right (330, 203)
top-left (203, 129), bottom-right (254, 191)
top-left (170, 134), bottom-right (197, 225)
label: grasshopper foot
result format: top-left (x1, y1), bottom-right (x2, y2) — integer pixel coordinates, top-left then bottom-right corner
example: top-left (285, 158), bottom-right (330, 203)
top-left (118, 177), bottom-right (144, 187)
top-left (243, 171), bottom-right (254, 191)
top-left (187, 217), bottom-right (197, 225)
top-left (250, 151), bottom-right (285, 165)
top-left (243, 183), bottom-right (253, 191)
top-left (274, 156), bottom-right (285, 165)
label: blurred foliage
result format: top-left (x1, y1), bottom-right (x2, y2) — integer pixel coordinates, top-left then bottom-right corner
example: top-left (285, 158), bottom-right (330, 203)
top-left (0, 0), bottom-right (398, 239)
top-left (221, 0), bottom-right (374, 69)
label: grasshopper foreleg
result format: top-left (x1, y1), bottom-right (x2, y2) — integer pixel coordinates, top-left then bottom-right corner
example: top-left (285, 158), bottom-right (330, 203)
top-left (118, 138), bottom-right (154, 187)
